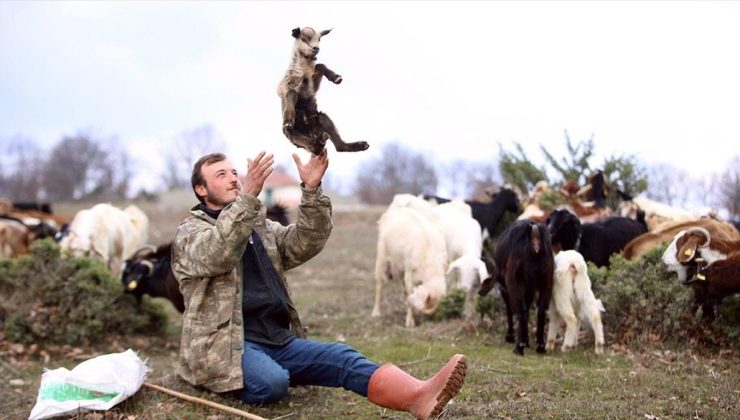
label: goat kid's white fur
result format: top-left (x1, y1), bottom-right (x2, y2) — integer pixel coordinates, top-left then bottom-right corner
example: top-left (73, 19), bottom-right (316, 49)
top-left (547, 250), bottom-right (605, 354)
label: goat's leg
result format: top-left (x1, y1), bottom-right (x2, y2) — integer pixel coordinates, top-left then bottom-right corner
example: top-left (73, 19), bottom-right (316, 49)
top-left (535, 288), bottom-right (550, 354)
top-left (402, 272), bottom-right (417, 328)
top-left (315, 63), bottom-right (343, 84)
top-left (588, 308), bottom-right (605, 355)
top-left (514, 298), bottom-right (529, 356)
top-left (499, 284), bottom-right (515, 343)
top-left (316, 112), bottom-right (369, 152)
top-left (372, 241), bottom-right (387, 318)
top-left (281, 90), bottom-right (298, 130)
top-left (546, 306), bottom-right (561, 352)
top-left (561, 310), bottom-right (578, 352)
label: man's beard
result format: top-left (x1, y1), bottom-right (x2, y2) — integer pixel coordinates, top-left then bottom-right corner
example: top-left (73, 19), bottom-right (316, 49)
top-left (207, 188), bottom-right (238, 207)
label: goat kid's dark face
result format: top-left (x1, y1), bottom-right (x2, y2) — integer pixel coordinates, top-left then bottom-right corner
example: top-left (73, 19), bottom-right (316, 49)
top-left (292, 27), bottom-right (331, 58)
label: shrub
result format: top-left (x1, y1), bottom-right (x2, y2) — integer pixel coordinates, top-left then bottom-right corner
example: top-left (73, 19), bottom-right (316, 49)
top-left (589, 245), bottom-right (739, 348)
top-left (433, 289), bottom-right (466, 321)
top-left (0, 239), bottom-right (168, 345)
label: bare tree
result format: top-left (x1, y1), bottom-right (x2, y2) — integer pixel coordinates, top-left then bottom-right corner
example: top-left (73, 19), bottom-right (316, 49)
top-left (711, 156), bottom-right (740, 219)
top-left (160, 125), bottom-right (228, 189)
top-left (645, 163), bottom-right (693, 207)
top-left (41, 133), bottom-right (132, 201)
top-left (0, 137), bottom-right (46, 201)
top-left (441, 159), bottom-right (500, 201)
top-left (353, 142), bottom-right (438, 205)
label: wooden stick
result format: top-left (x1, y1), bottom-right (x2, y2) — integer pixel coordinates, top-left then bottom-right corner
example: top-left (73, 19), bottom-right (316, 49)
top-left (143, 382), bottom-right (268, 420)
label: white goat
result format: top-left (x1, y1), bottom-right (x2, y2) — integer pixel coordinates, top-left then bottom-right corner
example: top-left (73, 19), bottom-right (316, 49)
top-left (389, 193), bottom-right (437, 217)
top-left (373, 206), bottom-right (448, 327)
top-left (60, 203), bottom-right (149, 277)
top-left (428, 202), bottom-right (487, 319)
top-left (546, 250), bottom-right (605, 354)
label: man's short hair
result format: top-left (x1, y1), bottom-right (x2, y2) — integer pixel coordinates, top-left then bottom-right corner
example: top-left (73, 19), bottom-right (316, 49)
top-left (191, 153), bottom-right (227, 203)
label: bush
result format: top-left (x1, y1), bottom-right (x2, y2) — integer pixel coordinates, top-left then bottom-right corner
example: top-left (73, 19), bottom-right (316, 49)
top-left (433, 289), bottom-right (466, 321)
top-left (0, 239), bottom-right (168, 345)
top-left (589, 246), bottom-right (739, 348)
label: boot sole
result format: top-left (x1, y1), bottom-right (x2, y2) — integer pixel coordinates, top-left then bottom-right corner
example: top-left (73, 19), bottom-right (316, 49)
top-left (427, 355), bottom-right (468, 419)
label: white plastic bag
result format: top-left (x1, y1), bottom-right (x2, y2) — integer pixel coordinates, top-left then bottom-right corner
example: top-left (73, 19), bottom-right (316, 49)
top-left (29, 348), bottom-right (150, 420)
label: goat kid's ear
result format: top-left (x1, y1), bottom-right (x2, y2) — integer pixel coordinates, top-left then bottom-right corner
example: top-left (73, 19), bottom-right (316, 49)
top-left (320, 28), bottom-right (333, 37)
top-left (291, 27), bottom-right (301, 39)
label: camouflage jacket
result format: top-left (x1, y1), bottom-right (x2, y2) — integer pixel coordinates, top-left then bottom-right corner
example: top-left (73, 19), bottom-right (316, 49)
top-left (171, 186), bottom-right (332, 393)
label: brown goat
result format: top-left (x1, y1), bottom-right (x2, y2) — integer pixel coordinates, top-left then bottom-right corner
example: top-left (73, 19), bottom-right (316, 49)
top-left (622, 218), bottom-right (739, 260)
top-left (277, 27), bottom-right (369, 155)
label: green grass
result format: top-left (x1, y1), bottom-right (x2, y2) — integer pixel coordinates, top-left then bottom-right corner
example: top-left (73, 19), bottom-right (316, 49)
top-left (1, 205), bottom-right (738, 419)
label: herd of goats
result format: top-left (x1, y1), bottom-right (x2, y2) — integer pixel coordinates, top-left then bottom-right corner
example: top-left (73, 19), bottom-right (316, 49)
top-left (0, 170), bottom-right (739, 355)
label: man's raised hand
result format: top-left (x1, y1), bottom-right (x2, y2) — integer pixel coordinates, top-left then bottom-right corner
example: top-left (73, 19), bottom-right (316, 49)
top-left (293, 149), bottom-right (329, 190)
top-left (243, 151), bottom-right (274, 197)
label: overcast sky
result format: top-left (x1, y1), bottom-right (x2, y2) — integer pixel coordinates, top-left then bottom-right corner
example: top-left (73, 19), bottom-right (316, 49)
top-left (1, 1), bottom-right (738, 194)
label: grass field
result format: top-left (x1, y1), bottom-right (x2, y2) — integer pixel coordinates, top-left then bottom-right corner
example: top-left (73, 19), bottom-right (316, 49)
top-left (1, 198), bottom-right (738, 419)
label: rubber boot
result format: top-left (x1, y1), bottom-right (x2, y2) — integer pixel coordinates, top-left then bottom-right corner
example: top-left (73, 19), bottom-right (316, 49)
top-left (367, 354), bottom-right (467, 419)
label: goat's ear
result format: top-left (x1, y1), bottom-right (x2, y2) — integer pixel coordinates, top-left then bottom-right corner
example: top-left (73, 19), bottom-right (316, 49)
top-left (291, 27), bottom-right (301, 39)
top-left (677, 241), bottom-right (698, 263)
top-left (320, 28), bottom-right (333, 37)
top-left (477, 260), bottom-right (489, 282)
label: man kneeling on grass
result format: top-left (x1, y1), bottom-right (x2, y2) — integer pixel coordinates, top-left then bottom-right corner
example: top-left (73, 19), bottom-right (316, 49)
top-left (171, 149), bottom-right (467, 419)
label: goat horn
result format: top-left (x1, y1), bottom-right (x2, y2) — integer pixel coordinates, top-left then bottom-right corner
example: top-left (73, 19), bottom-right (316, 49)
top-left (576, 184), bottom-right (592, 196)
top-left (140, 259), bottom-right (155, 276)
top-left (683, 227), bottom-right (711, 248)
top-left (133, 245), bottom-right (157, 258)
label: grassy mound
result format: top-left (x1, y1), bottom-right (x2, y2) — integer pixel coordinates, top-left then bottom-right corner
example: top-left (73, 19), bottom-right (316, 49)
top-left (0, 239), bottom-right (168, 345)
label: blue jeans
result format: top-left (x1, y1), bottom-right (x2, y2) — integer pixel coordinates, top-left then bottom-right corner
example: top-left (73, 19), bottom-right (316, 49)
top-left (237, 338), bottom-right (380, 404)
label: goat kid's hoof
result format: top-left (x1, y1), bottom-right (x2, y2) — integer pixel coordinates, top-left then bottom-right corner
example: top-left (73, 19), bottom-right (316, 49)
top-left (536, 344), bottom-right (546, 354)
top-left (354, 141), bottom-right (370, 151)
top-left (561, 345), bottom-right (575, 353)
top-left (595, 343), bottom-right (604, 355)
top-left (545, 340), bottom-right (556, 351)
top-left (505, 334), bottom-right (515, 343)
top-left (334, 76), bottom-right (342, 84)
top-left (513, 345), bottom-right (524, 356)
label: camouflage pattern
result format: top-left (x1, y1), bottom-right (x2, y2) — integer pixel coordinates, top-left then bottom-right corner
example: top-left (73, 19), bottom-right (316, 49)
top-left (171, 186), bottom-right (332, 393)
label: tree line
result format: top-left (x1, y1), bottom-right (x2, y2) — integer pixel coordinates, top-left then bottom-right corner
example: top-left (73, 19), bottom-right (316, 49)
top-left (1, 128), bottom-right (737, 218)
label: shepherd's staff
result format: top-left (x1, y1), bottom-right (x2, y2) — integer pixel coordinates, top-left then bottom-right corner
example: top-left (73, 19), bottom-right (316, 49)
top-left (143, 382), bottom-right (268, 420)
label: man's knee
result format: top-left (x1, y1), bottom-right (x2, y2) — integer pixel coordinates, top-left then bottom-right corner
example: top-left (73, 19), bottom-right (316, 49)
top-left (240, 369), bottom-right (290, 404)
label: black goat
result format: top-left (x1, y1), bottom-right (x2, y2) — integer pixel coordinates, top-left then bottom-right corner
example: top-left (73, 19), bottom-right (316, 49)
top-left (12, 201), bottom-right (53, 214)
top-left (423, 188), bottom-right (520, 239)
top-left (479, 220), bottom-right (554, 355)
top-left (547, 208), bottom-right (647, 268)
top-left (578, 170), bottom-right (609, 209)
top-left (122, 244), bottom-right (184, 312)
top-left (266, 203), bottom-right (290, 226)
top-left (0, 214), bottom-right (57, 241)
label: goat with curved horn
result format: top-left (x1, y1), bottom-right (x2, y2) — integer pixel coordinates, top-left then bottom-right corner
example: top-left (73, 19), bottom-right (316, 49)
top-left (683, 227), bottom-right (711, 248)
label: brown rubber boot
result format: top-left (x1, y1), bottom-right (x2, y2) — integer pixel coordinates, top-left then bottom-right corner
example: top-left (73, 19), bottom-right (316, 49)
top-left (367, 354), bottom-right (467, 419)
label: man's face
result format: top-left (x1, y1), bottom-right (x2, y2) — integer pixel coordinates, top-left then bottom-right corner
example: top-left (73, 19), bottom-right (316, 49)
top-left (195, 159), bottom-right (242, 210)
